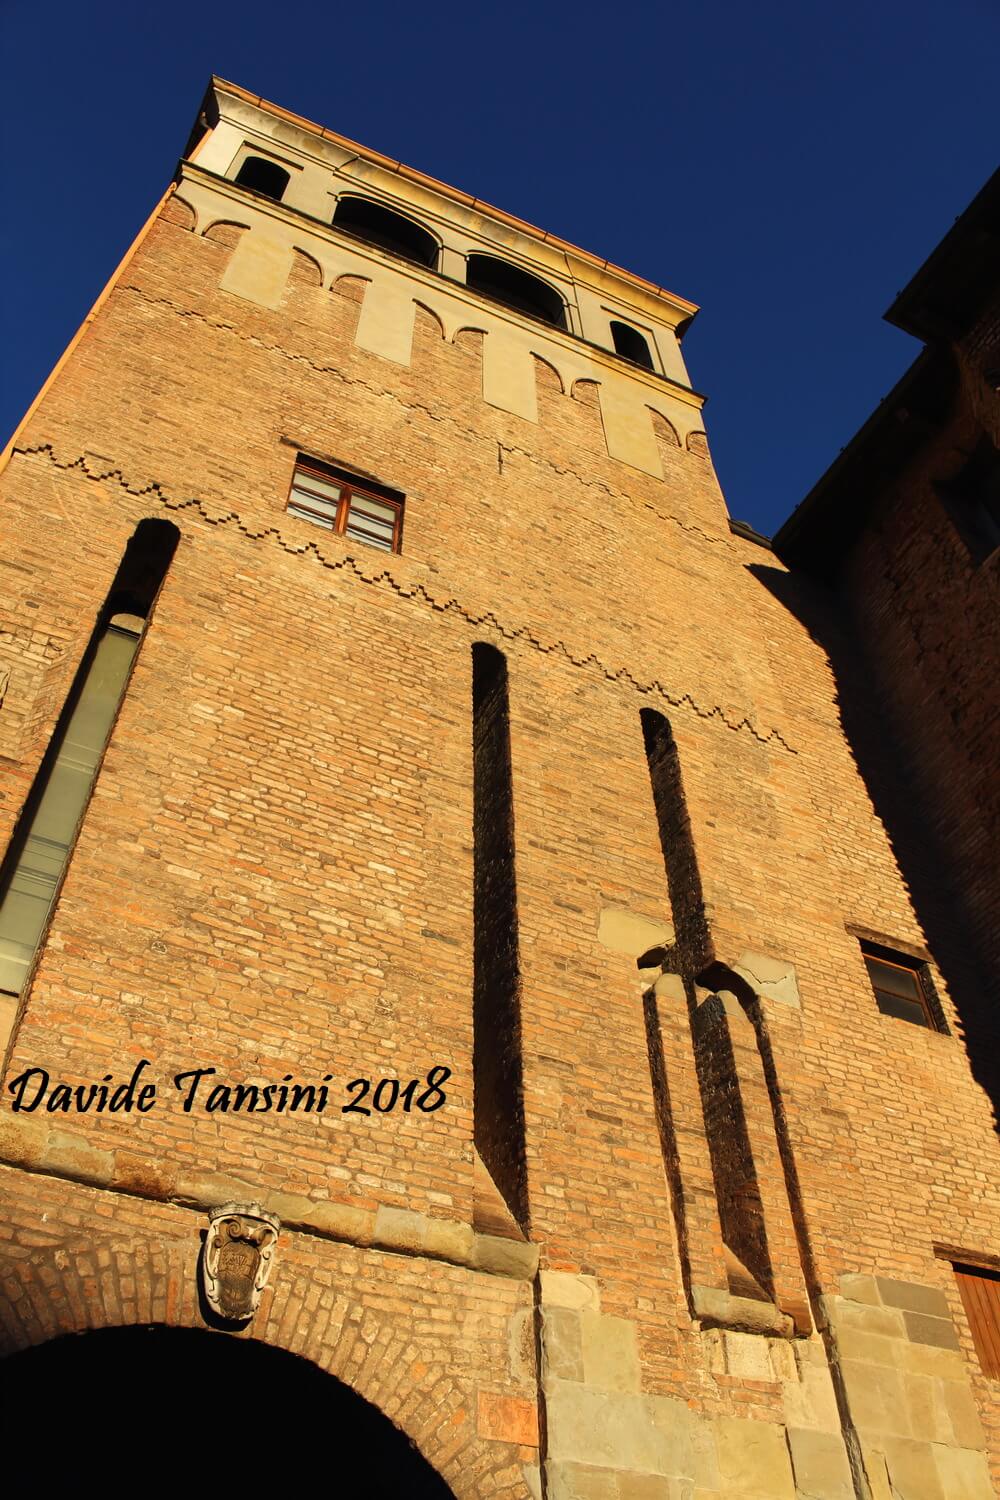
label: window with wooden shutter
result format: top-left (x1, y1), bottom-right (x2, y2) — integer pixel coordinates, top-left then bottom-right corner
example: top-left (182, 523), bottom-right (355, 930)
top-left (953, 1263), bottom-right (1000, 1378)
top-left (287, 457), bottom-right (404, 554)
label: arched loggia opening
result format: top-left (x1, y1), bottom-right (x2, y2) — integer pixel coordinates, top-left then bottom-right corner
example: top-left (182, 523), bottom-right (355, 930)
top-left (0, 1325), bottom-right (458, 1493)
top-left (466, 254), bottom-right (566, 329)
top-left (234, 155), bottom-right (291, 201)
top-left (610, 320), bottom-right (654, 370)
top-left (333, 195), bottom-right (439, 269)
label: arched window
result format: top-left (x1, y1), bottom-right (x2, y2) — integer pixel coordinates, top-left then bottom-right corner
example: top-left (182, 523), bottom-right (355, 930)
top-left (610, 320), bottom-right (654, 370)
top-left (465, 255), bottom-right (566, 329)
top-left (234, 156), bottom-right (290, 202)
top-left (332, 196), bottom-right (438, 269)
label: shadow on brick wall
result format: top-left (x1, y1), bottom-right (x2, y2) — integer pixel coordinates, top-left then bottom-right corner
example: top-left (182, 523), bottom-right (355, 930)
top-left (750, 562), bottom-right (999, 1133)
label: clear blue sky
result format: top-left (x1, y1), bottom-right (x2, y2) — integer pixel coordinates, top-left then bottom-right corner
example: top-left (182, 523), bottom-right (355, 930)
top-left (2, 0), bottom-right (998, 536)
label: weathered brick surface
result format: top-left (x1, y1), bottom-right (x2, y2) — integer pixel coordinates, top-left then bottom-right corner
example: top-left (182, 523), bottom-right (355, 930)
top-left (1, 102), bottom-right (997, 1494)
top-left (802, 290), bottom-right (1000, 1500)
top-left (0, 1164), bottom-right (536, 1495)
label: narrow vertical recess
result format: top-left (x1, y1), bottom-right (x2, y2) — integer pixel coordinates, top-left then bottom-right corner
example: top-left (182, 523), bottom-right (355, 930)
top-left (642, 990), bottom-right (695, 1299)
top-left (471, 642), bottom-right (529, 1234)
top-left (0, 520), bottom-right (180, 999)
top-left (691, 997), bottom-right (773, 1296)
top-left (640, 709), bottom-right (773, 1295)
top-left (639, 708), bottom-right (712, 973)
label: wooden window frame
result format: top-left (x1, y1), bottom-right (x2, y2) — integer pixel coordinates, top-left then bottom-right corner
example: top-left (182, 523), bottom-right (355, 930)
top-left (859, 939), bottom-right (943, 1030)
top-left (287, 457), bottom-right (404, 554)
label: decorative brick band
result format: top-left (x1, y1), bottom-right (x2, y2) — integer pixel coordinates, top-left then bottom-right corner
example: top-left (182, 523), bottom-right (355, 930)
top-left (9, 440), bottom-right (798, 753)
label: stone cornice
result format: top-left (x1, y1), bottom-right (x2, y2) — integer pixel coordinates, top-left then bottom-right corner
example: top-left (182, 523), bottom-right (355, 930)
top-left (201, 75), bottom-right (699, 335)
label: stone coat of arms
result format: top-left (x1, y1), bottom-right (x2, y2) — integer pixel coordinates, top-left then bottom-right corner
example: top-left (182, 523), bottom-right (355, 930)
top-left (203, 1202), bottom-right (280, 1321)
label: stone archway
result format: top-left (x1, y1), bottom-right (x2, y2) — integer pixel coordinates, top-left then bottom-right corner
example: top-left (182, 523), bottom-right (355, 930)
top-left (0, 1324), bottom-right (458, 1493)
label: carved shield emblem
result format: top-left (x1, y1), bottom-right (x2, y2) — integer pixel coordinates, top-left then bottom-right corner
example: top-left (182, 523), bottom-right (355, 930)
top-left (203, 1202), bottom-right (280, 1322)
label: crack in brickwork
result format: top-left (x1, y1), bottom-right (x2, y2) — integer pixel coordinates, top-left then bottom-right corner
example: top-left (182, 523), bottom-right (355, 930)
top-left (118, 281), bottom-right (724, 546)
top-left (10, 441), bottom-right (797, 752)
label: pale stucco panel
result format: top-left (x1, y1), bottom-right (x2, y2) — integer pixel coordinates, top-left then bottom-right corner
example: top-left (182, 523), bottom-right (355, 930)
top-left (219, 233), bottom-right (296, 310)
top-left (482, 327), bottom-right (540, 423)
top-left (598, 378), bottom-right (664, 477)
top-left (656, 333), bottom-right (692, 388)
top-left (191, 119), bottom-right (245, 177)
top-left (355, 278), bottom-right (419, 366)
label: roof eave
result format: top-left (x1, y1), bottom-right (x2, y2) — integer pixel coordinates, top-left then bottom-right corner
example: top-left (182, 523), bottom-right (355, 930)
top-left (204, 75), bottom-right (700, 327)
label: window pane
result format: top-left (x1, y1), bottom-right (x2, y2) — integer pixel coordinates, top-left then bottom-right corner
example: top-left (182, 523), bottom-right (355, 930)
top-left (863, 955), bottom-right (921, 999)
top-left (288, 502), bottom-right (335, 530)
top-left (294, 472), bottom-right (343, 504)
top-left (873, 988), bottom-right (931, 1027)
top-left (345, 495), bottom-right (396, 550)
top-left (349, 495), bottom-right (397, 524)
top-left (345, 519), bottom-right (394, 550)
top-left (289, 471), bottom-right (347, 531)
top-left (0, 624), bottom-right (140, 994)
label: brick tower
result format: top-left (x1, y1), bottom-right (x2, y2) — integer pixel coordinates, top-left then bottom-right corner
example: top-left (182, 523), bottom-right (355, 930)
top-left (0, 80), bottom-right (997, 1497)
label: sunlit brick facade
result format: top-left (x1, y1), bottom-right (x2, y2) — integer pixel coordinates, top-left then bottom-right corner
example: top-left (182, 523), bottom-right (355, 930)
top-left (0, 81), bottom-right (996, 1496)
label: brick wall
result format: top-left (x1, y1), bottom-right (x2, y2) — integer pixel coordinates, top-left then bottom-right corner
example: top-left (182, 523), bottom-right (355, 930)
top-left (1, 138), bottom-right (997, 1498)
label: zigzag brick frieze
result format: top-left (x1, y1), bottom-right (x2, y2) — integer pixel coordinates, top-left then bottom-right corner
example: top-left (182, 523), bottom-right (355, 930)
top-left (118, 281), bottom-right (721, 544)
top-left (10, 440), bottom-right (797, 753)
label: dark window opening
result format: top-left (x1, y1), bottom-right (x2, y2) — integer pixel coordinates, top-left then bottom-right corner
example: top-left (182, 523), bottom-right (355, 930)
top-left (234, 156), bottom-right (291, 202)
top-left (106, 518), bottom-right (182, 619)
top-left (940, 437), bottom-right (1000, 561)
top-left (640, 708), bottom-right (712, 972)
top-left (610, 320), bottom-right (654, 369)
top-left (466, 254), bottom-right (566, 329)
top-left (860, 940), bottom-right (942, 1030)
top-left (692, 991), bottom-right (774, 1297)
top-left (332, 196), bottom-right (438, 269)
top-left (287, 456), bottom-right (404, 553)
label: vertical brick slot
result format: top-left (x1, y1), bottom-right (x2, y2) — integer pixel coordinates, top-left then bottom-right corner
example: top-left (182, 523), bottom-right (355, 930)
top-left (640, 710), bottom-right (776, 1304)
top-left (692, 994), bottom-right (774, 1298)
top-left (639, 709), bottom-right (712, 973)
top-left (643, 972), bottom-right (730, 1303)
top-left (471, 643), bottom-right (529, 1234)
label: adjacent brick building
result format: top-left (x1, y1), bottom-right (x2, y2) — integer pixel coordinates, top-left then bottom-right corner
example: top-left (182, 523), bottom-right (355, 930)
top-left (0, 80), bottom-right (996, 1496)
